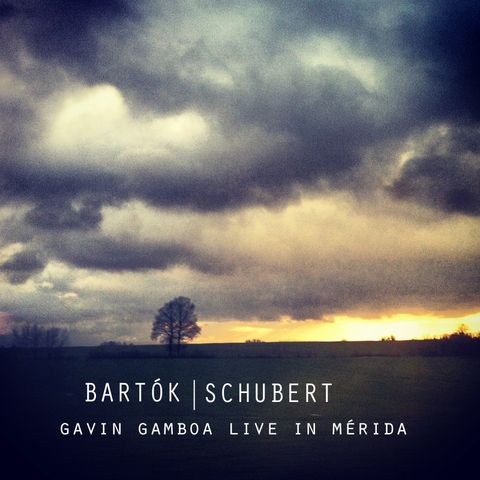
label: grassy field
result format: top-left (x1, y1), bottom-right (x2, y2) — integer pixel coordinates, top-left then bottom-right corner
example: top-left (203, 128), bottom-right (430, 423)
top-left (3, 338), bottom-right (480, 359)
top-left (2, 350), bottom-right (480, 479)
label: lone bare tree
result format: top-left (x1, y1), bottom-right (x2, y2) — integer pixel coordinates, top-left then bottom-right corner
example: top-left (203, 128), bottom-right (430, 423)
top-left (151, 296), bottom-right (201, 356)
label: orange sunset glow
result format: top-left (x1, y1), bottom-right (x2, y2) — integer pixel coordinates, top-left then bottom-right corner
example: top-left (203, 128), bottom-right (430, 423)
top-left (198, 312), bottom-right (480, 344)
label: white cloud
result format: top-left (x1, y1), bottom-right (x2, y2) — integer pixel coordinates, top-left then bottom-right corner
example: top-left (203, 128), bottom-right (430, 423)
top-left (41, 84), bottom-right (210, 170)
top-left (297, 35), bottom-right (385, 92)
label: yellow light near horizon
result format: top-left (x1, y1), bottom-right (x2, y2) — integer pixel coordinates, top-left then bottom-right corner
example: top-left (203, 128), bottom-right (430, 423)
top-left (196, 312), bottom-right (480, 343)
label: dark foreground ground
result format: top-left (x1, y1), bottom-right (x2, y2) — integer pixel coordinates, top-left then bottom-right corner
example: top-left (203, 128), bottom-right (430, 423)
top-left (3, 338), bottom-right (480, 359)
top-left (2, 351), bottom-right (480, 479)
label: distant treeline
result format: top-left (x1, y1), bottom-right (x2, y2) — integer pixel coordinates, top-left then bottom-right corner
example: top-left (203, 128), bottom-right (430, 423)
top-left (10, 323), bottom-right (69, 348)
top-left (87, 333), bottom-right (480, 359)
top-left (1, 324), bottom-right (479, 359)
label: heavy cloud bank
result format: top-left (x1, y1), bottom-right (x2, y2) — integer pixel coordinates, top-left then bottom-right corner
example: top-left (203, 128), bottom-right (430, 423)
top-left (0, 1), bottom-right (479, 341)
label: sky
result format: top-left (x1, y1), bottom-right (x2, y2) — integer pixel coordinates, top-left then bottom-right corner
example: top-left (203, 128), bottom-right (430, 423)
top-left (0, 0), bottom-right (479, 345)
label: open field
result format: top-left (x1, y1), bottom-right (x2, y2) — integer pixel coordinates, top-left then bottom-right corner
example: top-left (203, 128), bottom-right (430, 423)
top-left (2, 338), bottom-right (480, 360)
top-left (2, 350), bottom-right (480, 479)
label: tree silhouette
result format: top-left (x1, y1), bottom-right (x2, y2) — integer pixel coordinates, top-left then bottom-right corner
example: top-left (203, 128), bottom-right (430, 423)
top-left (151, 296), bottom-right (201, 356)
top-left (12, 323), bottom-right (69, 348)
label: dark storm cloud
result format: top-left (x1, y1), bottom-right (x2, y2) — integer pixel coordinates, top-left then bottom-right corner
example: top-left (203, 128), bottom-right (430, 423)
top-left (0, 249), bottom-right (45, 284)
top-left (389, 155), bottom-right (480, 216)
top-left (0, 161), bottom-right (123, 230)
top-left (46, 234), bottom-right (231, 274)
top-left (0, 159), bottom-right (118, 202)
top-left (25, 200), bottom-right (104, 230)
top-left (1, 0), bottom-right (137, 67)
top-left (98, 0), bottom-right (480, 131)
top-left (271, 0), bottom-right (480, 121)
top-left (194, 254), bottom-right (480, 321)
top-left (0, 2), bottom-right (16, 20)
top-left (0, 96), bottom-right (35, 159)
top-left (393, 0), bottom-right (480, 123)
top-left (388, 126), bottom-right (480, 215)
top-left (0, 0), bottom-right (479, 216)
